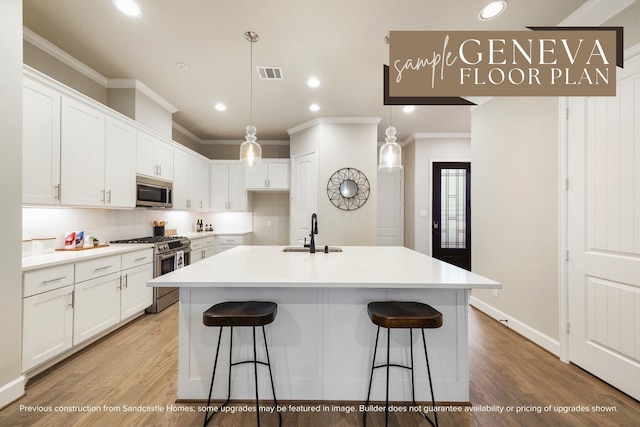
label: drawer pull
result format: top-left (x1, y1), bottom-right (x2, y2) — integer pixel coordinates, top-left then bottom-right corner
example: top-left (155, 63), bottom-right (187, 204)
top-left (94, 265), bottom-right (112, 271)
top-left (42, 276), bottom-right (67, 284)
top-left (134, 257), bottom-right (147, 262)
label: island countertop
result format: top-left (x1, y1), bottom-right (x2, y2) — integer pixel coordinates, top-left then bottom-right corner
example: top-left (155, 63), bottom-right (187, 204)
top-left (148, 245), bottom-right (500, 289)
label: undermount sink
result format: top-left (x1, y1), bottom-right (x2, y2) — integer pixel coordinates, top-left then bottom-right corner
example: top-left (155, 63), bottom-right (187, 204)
top-left (282, 246), bottom-right (343, 253)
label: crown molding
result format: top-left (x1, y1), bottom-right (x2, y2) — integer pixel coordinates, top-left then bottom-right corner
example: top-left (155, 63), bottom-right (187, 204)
top-left (560, 0), bottom-right (635, 26)
top-left (401, 132), bottom-right (471, 146)
top-left (108, 79), bottom-right (178, 113)
top-left (172, 122), bottom-right (203, 143)
top-left (23, 26), bottom-right (109, 87)
top-left (24, 26), bottom-right (178, 114)
top-left (287, 117), bottom-right (381, 136)
top-left (200, 139), bottom-right (290, 146)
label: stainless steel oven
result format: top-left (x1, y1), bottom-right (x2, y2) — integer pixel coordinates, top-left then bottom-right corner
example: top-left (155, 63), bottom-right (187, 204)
top-left (110, 235), bottom-right (191, 313)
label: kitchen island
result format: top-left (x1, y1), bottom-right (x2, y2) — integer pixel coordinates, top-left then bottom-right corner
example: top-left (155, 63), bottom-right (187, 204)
top-left (148, 245), bottom-right (500, 403)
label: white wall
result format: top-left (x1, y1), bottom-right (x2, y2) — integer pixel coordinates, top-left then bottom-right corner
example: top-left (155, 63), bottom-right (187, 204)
top-left (249, 192), bottom-right (290, 245)
top-left (290, 119), bottom-right (379, 246)
top-left (0, 0), bottom-right (25, 408)
top-left (471, 97), bottom-right (560, 342)
top-left (134, 90), bottom-right (173, 139)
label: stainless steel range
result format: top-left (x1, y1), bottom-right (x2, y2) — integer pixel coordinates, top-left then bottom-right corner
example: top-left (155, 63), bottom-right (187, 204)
top-left (110, 236), bottom-right (191, 313)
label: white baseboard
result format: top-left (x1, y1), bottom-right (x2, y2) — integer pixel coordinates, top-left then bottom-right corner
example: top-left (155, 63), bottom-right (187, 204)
top-left (0, 376), bottom-right (25, 409)
top-left (470, 296), bottom-right (561, 357)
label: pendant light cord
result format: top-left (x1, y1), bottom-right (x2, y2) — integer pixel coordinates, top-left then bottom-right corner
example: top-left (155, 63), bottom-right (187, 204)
top-left (249, 37), bottom-right (253, 127)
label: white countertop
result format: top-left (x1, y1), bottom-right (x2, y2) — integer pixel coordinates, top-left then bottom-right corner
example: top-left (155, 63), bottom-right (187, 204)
top-left (182, 231), bottom-right (251, 240)
top-left (22, 244), bottom-right (154, 271)
top-left (149, 245), bottom-right (501, 289)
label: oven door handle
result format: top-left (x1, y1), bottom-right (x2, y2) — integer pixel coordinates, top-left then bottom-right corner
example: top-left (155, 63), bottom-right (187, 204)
top-left (157, 248), bottom-right (192, 261)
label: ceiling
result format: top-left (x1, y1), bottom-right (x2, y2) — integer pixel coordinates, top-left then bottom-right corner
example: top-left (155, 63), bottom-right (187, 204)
top-left (22, 0), bottom-right (590, 143)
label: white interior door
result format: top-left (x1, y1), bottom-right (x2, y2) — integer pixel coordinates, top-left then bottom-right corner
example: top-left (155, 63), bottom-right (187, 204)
top-left (567, 52), bottom-right (640, 401)
top-left (376, 169), bottom-right (403, 245)
top-left (290, 151), bottom-right (317, 245)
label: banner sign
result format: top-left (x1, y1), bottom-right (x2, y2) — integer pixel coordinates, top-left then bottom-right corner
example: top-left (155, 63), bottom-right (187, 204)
top-left (388, 29), bottom-right (621, 97)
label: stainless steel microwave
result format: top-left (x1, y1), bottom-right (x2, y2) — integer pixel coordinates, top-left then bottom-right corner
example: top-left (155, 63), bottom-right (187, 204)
top-left (136, 176), bottom-right (172, 208)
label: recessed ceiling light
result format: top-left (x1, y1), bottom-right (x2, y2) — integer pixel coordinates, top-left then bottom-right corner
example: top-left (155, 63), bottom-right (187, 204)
top-left (309, 103), bottom-right (320, 112)
top-left (176, 62), bottom-right (190, 71)
top-left (403, 105), bottom-right (415, 113)
top-left (214, 103), bottom-right (227, 111)
top-left (307, 77), bottom-right (321, 88)
top-left (479, 1), bottom-right (507, 20)
top-left (113, 0), bottom-right (142, 17)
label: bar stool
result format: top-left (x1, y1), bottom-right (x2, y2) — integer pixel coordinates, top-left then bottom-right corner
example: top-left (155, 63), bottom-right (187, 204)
top-left (202, 301), bottom-right (281, 427)
top-left (364, 301), bottom-right (443, 427)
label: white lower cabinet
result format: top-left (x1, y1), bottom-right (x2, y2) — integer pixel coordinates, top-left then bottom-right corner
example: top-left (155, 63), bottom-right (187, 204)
top-left (22, 248), bottom-right (154, 372)
top-left (22, 285), bottom-right (73, 372)
top-left (73, 272), bottom-right (121, 345)
top-left (190, 236), bottom-right (216, 263)
top-left (216, 234), bottom-right (252, 253)
top-left (120, 263), bottom-right (153, 320)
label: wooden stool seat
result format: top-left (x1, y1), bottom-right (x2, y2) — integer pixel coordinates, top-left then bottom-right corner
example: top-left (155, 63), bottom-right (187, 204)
top-left (203, 301), bottom-right (277, 327)
top-left (367, 301), bottom-right (442, 329)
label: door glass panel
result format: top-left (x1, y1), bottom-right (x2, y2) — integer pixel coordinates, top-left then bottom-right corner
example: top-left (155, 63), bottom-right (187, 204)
top-left (440, 169), bottom-right (466, 249)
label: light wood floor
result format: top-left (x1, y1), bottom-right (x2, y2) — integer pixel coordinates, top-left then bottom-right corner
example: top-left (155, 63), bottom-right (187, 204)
top-left (1, 303), bottom-right (638, 426)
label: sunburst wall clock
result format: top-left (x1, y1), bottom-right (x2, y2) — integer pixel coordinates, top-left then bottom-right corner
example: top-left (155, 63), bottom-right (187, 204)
top-left (326, 167), bottom-right (370, 211)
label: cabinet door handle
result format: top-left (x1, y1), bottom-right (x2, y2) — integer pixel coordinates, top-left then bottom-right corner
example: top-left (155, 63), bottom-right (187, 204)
top-left (43, 276), bottom-right (67, 284)
top-left (123, 274), bottom-right (128, 289)
top-left (101, 189), bottom-right (106, 202)
top-left (107, 189), bottom-right (112, 204)
top-left (69, 291), bottom-right (74, 308)
top-left (158, 165), bottom-right (162, 176)
top-left (54, 184), bottom-right (61, 200)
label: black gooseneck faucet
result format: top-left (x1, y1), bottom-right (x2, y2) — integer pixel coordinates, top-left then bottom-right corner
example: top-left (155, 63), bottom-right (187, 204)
top-left (309, 213), bottom-right (318, 253)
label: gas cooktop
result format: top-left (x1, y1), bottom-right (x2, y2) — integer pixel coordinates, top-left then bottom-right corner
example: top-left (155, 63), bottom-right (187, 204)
top-left (110, 236), bottom-right (191, 253)
top-left (110, 236), bottom-right (187, 244)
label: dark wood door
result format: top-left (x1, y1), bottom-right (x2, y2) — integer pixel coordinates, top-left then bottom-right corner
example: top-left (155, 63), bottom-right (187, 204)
top-left (432, 162), bottom-right (471, 271)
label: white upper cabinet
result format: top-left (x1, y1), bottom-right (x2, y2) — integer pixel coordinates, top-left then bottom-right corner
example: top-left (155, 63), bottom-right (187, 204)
top-left (59, 98), bottom-right (136, 208)
top-left (136, 131), bottom-right (174, 181)
top-left (23, 77), bottom-right (61, 205)
top-left (173, 149), bottom-right (190, 209)
top-left (192, 156), bottom-right (210, 210)
top-left (245, 159), bottom-right (290, 190)
top-left (174, 149), bottom-right (210, 210)
top-left (104, 117), bottom-right (136, 207)
top-left (60, 97), bottom-right (106, 206)
top-left (210, 161), bottom-right (247, 211)
top-left (22, 69), bottom-right (217, 210)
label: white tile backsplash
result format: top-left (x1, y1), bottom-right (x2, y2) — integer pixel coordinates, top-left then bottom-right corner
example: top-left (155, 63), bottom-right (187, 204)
top-left (23, 207), bottom-right (252, 248)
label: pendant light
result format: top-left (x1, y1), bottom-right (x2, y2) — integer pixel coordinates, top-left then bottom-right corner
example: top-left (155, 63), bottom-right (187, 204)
top-left (239, 31), bottom-right (262, 167)
top-left (378, 108), bottom-right (402, 171)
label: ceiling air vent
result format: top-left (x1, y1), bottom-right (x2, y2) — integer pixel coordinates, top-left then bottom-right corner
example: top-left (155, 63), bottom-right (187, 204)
top-left (257, 66), bottom-right (283, 80)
